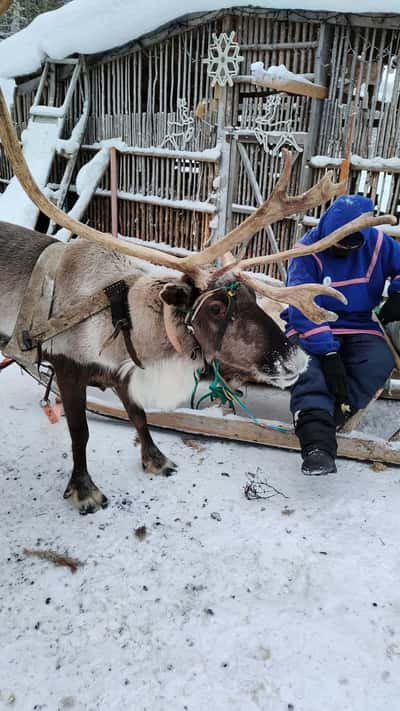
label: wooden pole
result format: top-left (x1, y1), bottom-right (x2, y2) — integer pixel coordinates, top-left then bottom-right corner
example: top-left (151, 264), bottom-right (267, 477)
top-left (373, 313), bottom-right (400, 372)
top-left (338, 48), bottom-right (366, 194)
top-left (110, 147), bottom-right (118, 239)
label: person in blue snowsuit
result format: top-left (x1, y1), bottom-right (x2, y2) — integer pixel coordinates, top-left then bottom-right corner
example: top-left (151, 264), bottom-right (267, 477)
top-left (281, 194), bottom-right (400, 475)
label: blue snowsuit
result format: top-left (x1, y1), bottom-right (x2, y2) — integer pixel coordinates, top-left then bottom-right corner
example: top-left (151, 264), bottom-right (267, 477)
top-left (281, 195), bottom-right (400, 418)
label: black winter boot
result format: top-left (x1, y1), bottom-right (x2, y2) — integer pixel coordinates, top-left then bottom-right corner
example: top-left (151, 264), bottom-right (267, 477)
top-left (295, 408), bottom-right (337, 476)
top-left (301, 449), bottom-right (337, 476)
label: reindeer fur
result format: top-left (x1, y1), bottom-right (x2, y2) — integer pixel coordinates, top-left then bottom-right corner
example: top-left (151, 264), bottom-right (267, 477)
top-left (0, 221), bottom-right (308, 514)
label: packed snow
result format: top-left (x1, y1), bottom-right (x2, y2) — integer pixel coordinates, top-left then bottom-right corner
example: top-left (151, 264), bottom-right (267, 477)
top-left (311, 155), bottom-right (400, 172)
top-left (0, 0), bottom-right (400, 80)
top-left (1, 363), bottom-right (400, 711)
top-left (251, 61), bottom-right (313, 85)
top-left (0, 76), bottom-right (15, 107)
top-left (55, 141), bottom-right (115, 242)
top-left (55, 107), bottom-right (89, 159)
top-left (0, 112), bottom-right (65, 227)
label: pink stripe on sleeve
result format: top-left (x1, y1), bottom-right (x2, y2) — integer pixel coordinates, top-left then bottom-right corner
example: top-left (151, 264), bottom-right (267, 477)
top-left (365, 230), bottom-right (383, 279)
top-left (301, 325), bottom-right (331, 338)
top-left (311, 253), bottom-right (323, 271)
top-left (331, 328), bottom-right (385, 339)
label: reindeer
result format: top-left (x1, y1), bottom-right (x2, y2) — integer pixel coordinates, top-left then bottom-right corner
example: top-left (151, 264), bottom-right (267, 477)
top-left (0, 79), bottom-right (395, 514)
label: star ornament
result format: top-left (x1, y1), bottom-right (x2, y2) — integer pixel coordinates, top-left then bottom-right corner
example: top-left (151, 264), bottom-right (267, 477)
top-left (204, 32), bottom-right (244, 87)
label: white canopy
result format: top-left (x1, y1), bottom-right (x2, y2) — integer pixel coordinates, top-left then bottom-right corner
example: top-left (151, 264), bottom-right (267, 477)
top-left (0, 0), bottom-right (399, 80)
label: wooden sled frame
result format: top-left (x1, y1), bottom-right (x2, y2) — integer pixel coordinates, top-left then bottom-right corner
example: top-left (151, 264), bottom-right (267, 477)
top-left (85, 394), bottom-right (400, 467)
top-left (3, 356), bottom-right (399, 466)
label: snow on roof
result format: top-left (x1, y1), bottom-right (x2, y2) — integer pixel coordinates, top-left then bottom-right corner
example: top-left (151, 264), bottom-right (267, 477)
top-left (0, 0), bottom-right (399, 80)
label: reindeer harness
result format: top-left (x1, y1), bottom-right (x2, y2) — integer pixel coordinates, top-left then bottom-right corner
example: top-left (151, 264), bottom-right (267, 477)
top-left (4, 242), bottom-right (240, 375)
top-left (4, 242), bottom-right (143, 371)
top-left (185, 281), bottom-right (241, 353)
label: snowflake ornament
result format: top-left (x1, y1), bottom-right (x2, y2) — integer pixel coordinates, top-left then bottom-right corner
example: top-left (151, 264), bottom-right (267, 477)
top-left (204, 32), bottom-right (244, 88)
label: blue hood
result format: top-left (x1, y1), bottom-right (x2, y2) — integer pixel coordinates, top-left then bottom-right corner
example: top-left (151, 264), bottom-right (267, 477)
top-left (318, 194), bottom-right (374, 244)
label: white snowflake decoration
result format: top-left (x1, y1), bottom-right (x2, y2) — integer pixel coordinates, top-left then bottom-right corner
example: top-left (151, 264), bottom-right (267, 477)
top-left (254, 94), bottom-right (303, 155)
top-left (203, 32), bottom-right (244, 88)
top-left (161, 99), bottom-right (194, 150)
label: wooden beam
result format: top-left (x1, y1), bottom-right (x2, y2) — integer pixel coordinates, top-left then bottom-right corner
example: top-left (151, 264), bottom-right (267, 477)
top-left (47, 183), bottom-right (217, 214)
top-left (252, 76), bottom-right (328, 100)
top-left (81, 143), bottom-right (221, 163)
top-left (240, 41), bottom-right (319, 51)
top-left (311, 155), bottom-right (400, 175)
top-left (86, 401), bottom-right (400, 466)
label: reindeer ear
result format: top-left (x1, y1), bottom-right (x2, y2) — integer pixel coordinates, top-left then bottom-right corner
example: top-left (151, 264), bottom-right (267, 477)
top-left (160, 281), bottom-right (195, 311)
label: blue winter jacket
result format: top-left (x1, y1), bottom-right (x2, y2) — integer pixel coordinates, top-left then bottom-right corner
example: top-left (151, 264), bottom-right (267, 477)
top-left (281, 195), bottom-right (400, 355)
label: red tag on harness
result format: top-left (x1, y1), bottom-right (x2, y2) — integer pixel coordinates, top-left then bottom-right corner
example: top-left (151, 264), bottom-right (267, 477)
top-left (41, 397), bottom-right (62, 424)
top-left (0, 357), bottom-right (14, 371)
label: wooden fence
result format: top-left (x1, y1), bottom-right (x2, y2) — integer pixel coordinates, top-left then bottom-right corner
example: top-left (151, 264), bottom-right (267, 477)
top-left (1, 8), bottom-right (400, 277)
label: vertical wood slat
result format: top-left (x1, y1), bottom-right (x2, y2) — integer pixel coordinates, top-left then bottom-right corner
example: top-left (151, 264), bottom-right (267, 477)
top-left (110, 147), bottom-right (119, 238)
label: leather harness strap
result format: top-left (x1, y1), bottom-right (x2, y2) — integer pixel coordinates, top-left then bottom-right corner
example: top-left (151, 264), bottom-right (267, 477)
top-left (185, 281), bottom-right (241, 355)
top-left (103, 281), bottom-right (143, 369)
top-left (5, 243), bottom-right (143, 370)
top-left (5, 242), bottom-right (64, 369)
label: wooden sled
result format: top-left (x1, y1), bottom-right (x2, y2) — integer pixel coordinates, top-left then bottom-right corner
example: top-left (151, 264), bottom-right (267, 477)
top-left (84, 389), bottom-right (400, 467)
top-left (3, 354), bottom-right (399, 466)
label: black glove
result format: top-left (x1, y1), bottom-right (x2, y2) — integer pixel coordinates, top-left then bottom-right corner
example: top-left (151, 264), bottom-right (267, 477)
top-left (321, 352), bottom-right (349, 405)
top-left (379, 292), bottom-right (400, 325)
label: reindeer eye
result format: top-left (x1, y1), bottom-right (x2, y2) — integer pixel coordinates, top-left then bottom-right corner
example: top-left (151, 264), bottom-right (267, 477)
top-left (208, 301), bottom-right (226, 317)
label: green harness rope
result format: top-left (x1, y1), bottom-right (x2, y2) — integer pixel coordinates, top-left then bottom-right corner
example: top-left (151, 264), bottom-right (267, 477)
top-left (191, 358), bottom-right (291, 433)
top-left (189, 279), bottom-right (290, 433)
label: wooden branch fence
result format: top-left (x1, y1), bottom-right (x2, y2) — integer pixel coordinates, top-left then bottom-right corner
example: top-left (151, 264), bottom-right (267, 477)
top-left (1, 9), bottom-right (400, 273)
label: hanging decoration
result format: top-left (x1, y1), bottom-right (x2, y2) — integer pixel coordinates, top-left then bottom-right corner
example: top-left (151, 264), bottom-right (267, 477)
top-left (203, 32), bottom-right (244, 88)
top-left (254, 94), bottom-right (303, 155)
top-left (161, 99), bottom-right (194, 150)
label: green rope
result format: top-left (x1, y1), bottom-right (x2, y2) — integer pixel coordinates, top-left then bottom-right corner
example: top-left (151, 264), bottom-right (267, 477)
top-left (189, 280), bottom-right (290, 433)
top-left (191, 359), bottom-right (291, 433)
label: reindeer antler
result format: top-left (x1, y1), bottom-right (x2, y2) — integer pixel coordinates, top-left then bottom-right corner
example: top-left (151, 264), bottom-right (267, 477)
top-left (235, 210), bottom-right (396, 320)
top-left (237, 213), bottom-right (396, 270)
top-left (0, 0), bottom-right (12, 15)
top-left (179, 150), bottom-right (344, 269)
top-left (0, 83), bottom-right (396, 324)
top-left (239, 273), bottom-right (347, 322)
top-left (0, 89), bottom-right (193, 275)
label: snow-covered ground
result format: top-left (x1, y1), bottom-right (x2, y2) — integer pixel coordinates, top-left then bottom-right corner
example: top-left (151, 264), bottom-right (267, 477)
top-left (1, 364), bottom-right (400, 711)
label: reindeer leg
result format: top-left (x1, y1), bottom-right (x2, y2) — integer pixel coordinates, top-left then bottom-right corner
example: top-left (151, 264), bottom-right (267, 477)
top-left (55, 362), bottom-right (108, 514)
top-left (115, 383), bottom-right (177, 476)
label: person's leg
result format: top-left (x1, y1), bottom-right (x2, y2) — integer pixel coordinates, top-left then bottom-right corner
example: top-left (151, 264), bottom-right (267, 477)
top-left (290, 354), bottom-right (337, 475)
top-left (340, 334), bottom-right (395, 411)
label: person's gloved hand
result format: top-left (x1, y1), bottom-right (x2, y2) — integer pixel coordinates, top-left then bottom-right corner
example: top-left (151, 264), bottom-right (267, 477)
top-left (321, 351), bottom-right (349, 406)
top-left (379, 292), bottom-right (400, 325)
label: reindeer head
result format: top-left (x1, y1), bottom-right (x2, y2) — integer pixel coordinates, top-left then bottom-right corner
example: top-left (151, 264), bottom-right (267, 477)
top-left (0, 83), bottom-right (396, 390)
top-left (160, 271), bottom-right (308, 388)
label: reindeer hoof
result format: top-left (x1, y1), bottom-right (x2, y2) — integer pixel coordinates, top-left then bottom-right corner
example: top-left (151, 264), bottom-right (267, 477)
top-left (64, 474), bottom-right (108, 515)
top-left (142, 450), bottom-right (177, 477)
